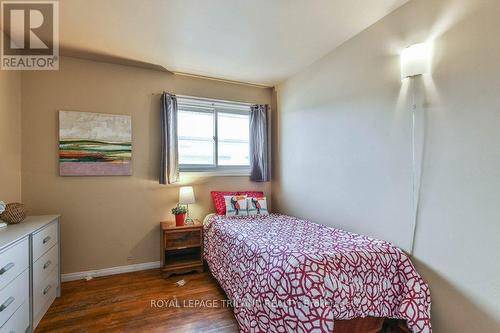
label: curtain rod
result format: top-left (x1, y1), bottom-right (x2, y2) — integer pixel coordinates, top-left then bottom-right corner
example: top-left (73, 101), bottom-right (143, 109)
top-left (151, 93), bottom-right (254, 107)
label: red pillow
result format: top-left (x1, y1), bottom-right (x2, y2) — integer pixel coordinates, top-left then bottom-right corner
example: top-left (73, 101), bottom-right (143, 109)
top-left (211, 191), bottom-right (238, 215)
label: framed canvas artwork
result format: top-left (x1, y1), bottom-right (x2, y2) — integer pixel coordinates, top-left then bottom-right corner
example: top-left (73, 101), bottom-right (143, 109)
top-left (59, 111), bottom-right (132, 176)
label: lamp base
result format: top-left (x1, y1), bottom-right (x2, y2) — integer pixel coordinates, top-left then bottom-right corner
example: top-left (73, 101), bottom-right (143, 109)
top-left (184, 204), bottom-right (194, 224)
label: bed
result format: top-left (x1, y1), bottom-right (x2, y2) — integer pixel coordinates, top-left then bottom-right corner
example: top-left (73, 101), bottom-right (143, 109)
top-left (203, 213), bottom-right (432, 333)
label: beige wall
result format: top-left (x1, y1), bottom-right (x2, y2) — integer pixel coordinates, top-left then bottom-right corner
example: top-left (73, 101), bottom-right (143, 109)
top-left (274, 0), bottom-right (500, 331)
top-left (0, 70), bottom-right (22, 202)
top-left (21, 57), bottom-right (272, 274)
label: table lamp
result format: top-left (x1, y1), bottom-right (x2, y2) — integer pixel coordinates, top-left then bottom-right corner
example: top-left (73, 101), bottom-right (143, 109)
top-left (179, 186), bottom-right (195, 223)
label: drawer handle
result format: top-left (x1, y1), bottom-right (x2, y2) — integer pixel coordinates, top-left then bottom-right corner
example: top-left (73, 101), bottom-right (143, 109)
top-left (43, 284), bottom-right (52, 295)
top-left (0, 296), bottom-right (14, 312)
top-left (43, 260), bottom-right (52, 270)
top-left (0, 262), bottom-right (14, 275)
top-left (43, 236), bottom-right (52, 244)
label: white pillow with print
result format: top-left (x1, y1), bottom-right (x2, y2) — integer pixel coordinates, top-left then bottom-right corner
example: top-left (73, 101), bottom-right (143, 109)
top-left (247, 197), bottom-right (269, 216)
top-left (224, 195), bottom-right (248, 217)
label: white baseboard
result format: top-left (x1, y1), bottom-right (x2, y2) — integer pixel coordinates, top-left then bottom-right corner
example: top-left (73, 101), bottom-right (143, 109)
top-left (62, 261), bottom-right (161, 282)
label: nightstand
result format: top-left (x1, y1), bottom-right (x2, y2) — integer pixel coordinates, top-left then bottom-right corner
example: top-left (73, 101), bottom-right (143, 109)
top-left (160, 220), bottom-right (203, 278)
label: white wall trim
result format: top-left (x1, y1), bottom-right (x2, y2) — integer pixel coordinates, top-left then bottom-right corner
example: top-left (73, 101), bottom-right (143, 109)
top-left (61, 261), bottom-right (161, 282)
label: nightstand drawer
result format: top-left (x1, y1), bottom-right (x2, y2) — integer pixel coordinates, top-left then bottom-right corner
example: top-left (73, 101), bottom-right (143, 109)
top-left (165, 230), bottom-right (201, 249)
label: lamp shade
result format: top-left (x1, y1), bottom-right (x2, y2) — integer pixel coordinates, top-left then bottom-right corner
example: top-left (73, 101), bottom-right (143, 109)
top-left (179, 186), bottom-right (195, 204)
top-left (401, 42), bottom-right (432, 79)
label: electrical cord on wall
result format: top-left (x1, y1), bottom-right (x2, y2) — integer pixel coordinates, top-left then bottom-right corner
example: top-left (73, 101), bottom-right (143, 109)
top-left (409, 76), bottom-right (424, 256)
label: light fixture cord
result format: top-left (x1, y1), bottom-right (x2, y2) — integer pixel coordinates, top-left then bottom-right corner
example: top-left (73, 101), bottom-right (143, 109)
top-left (409, 77), bottom-right (423, 255)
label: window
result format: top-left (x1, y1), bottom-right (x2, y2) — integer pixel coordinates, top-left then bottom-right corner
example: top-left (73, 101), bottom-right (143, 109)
top-left (177, 96), bottom-right (251, 173)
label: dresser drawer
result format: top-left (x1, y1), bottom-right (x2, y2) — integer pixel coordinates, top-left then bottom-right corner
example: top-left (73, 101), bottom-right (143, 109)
top-left (0, 300), bottom-right (29, 333)
top-left (32, 222), bottom-right (58, 262)
top-left (0, 239), bottom-right (28, 291)
top-left (33, 285), bottom-right (56, 330)
top-left (33, 245), bottom-right (58, 290)
top-left (33, 265), bottom-right (58, 320)
top-left (0, 269), bottom-right (28, 328)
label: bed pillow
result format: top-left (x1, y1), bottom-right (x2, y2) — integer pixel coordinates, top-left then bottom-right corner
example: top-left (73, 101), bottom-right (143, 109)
top-left (211, 191), bottom-right (238, 215)
top-left (247, 197), bottom-right (269, 216)
top-left (238, 191), bottom-right (264, 198)
top-left (224, 195), bottom-right (248, 217)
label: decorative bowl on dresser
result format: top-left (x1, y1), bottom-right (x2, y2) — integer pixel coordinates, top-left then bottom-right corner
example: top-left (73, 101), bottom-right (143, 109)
top-left (160, 220), bottom-right (203, 278)
top-left (0, 215), bottom-right (60, 332)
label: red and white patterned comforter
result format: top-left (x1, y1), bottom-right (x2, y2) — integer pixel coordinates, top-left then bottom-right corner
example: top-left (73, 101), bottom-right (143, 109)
top-left (204, 214), bottom-right (431, 333)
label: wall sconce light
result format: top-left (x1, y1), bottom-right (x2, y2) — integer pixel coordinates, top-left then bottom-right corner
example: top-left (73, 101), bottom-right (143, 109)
top-left (401, 42), bottom-right (432, 79)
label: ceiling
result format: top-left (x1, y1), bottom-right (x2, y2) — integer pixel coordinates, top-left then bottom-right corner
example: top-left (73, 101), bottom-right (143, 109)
top-left (59, 0), bottom-right (408, 86)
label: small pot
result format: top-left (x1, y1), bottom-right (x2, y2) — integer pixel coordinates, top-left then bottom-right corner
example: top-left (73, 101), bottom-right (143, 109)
top-left (175, 213), bottom-right (186, 226)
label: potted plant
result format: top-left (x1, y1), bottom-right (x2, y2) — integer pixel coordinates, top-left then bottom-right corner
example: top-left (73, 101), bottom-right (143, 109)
top-left (172, 206), bottom-right (188, 226)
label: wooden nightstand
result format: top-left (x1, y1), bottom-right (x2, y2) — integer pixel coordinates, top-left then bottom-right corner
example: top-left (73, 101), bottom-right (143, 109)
top-left (160, 220), bottom-right (203, 278)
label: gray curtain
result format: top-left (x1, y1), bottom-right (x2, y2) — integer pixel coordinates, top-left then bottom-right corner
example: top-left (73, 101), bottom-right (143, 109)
top-left (160, 92), bottom-right (179, 184)
top-left (250, 104), bottom-right (270, 182)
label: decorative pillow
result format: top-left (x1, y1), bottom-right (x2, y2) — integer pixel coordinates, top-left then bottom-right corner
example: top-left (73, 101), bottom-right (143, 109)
top-left (211, 191), bottom-right (238, 215)
top-left (238, 191), bottom-right (264, 198)
top-left (247, 197), bottom-right (269, 216)
top-left (224, 195), bottom-right (248, 217)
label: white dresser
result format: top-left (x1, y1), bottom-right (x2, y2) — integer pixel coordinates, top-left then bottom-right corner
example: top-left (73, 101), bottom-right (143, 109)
top-left (0, 215), bottom-right (60, 333)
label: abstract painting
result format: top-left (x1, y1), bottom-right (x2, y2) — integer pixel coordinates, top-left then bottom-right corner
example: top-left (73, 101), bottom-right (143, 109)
top-left (59, 111), bottom-right (132, 176)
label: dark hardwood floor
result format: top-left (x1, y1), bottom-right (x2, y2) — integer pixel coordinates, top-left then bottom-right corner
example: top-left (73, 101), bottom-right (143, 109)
top-left (36, 269), bottom-right (239, 333)
top-left (36, 269), bottom-right (410, 333)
